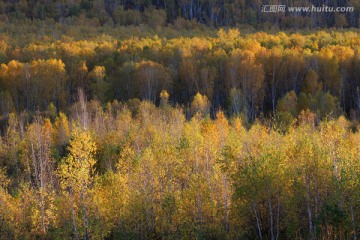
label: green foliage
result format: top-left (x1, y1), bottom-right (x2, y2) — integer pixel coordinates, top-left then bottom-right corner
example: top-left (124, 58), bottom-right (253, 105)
top-left (277, 91), bottom-right (298, 117)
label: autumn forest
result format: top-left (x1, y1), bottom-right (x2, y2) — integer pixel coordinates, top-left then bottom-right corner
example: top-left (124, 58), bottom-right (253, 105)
top-left (0, 0), bottom-right (360, 239)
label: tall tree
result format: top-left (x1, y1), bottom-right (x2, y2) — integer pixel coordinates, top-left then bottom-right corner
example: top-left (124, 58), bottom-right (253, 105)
top-left (58, 128), bottom-right (97, 240)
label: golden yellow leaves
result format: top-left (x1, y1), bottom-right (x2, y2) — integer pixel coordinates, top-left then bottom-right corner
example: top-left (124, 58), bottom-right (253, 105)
top-left (58, 128), bottom-right (97, 191)
top-left (190, 93), bottom-right (210, 117)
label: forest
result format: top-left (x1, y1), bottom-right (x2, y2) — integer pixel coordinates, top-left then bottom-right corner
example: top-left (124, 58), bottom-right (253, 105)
top-left (0, 0), bottom-right (359, 28)
top-left (0, 98), bottom-right (359, 239)
top-left (0, 0), bottom-right (360, 239)
top-left (1, 23), bottom-right (360, 121)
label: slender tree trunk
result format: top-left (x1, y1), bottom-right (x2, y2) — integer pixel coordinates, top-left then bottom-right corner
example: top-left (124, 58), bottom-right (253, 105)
top-left (224, 175), bottom-right (229, 233)
top-left (267, 185), bottom-right (274, 240)
top-left (71, 189), bottom-right (80, 240)
top-left (253, 201), bottom-right (263, 240)
top-left (332, 148), bottom-right (343, 210)
top-left (276, 194), bottom-right (280, 240)
top-left (81, 184), bottom-right (88, 240)
top-left (39, 140), bottom-right (46, 234)
top-left (305, 176), bottom-right (314, 239)
top-left (350, 203), bottom-right (358, 240)
top-left (271, 65), bottom-right (277, 115)
top-left (314, 177), bottom-right (319, 239)
top-left (31, 141), bottom-right (46, 233)
top-left (306, 191), bottom-right (314, 239)
top-left (40, 189), bottom-right (46, 234)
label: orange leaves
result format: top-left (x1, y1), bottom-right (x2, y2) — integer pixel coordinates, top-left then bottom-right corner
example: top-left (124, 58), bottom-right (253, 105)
top-left (0, 61), bottom-right (27, 105)
top-left (0, 60), bottom-right (25, 81)
top-left (0, 59), bottom-right (67, 110)
top-left (1, 28), bottom-right (360, 121)
top-left (89, 66), bottom-right (105, 80)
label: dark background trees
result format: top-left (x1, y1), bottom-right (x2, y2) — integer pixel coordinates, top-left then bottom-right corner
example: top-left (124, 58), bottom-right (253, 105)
top-left (0, 0), bottom-right (358, 29)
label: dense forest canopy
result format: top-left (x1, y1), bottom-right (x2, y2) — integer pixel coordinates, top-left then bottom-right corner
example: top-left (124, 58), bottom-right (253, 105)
top-left (1, 21), bottom-right (360, 122)
top-left (0, 99), bottom-right (360, 239)
top-left (0, 1), bottom-right (360, 240)
top-left (0, 0), bottom-right (359, 28)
